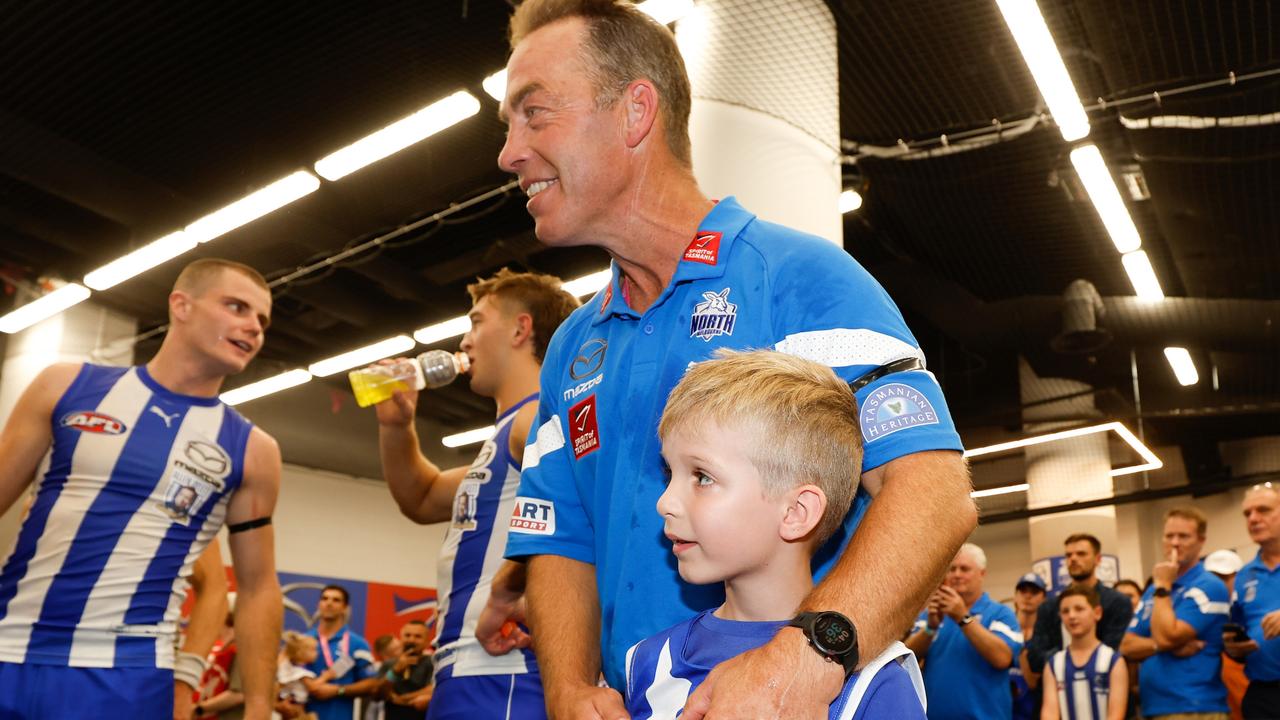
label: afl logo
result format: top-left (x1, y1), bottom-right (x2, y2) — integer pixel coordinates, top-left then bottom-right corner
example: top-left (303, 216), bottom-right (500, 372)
top-left (184, 440), bottom-right (231, 477)
top-left (570, 339), bottom-right (608, 380)
top-left (60, 411), bottom-right (127, 435)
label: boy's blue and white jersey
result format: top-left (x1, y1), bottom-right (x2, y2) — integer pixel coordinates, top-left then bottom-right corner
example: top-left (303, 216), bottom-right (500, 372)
top-left (433, 394), bottom-right (537, 680)
top-left (0, 364), bottom-right (252, 669)
top-left (1048, 645), bottom-right (1119, 720)
top-left (624, 610), bottom-right (926, 720)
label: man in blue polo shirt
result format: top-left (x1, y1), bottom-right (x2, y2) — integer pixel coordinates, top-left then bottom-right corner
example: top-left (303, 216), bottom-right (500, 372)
top-left (1122, 507), bottom-right (1230, 718)
top-left (490, 2), bottom-right (976, 718)
top-left (1226, 483), bottom-right (1280, 718)
top-left (906, 543), bottom-right (1022, 720)
top-left (305, 585), bottom-right (379, 720)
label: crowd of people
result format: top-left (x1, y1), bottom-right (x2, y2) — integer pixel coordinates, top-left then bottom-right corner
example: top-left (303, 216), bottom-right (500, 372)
top-left (0, 2), bottom-right (1276, 720)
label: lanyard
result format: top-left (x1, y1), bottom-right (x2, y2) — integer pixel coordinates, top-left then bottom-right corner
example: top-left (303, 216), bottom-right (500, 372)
top-left (318, 627), bottom-right (349, 669)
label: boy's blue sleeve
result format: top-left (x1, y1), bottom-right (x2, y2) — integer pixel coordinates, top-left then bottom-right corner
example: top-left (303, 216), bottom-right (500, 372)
top-left (847, 662), bottom-right (926, 720)
top-left (1129, 595), bottom-right (1152, 637)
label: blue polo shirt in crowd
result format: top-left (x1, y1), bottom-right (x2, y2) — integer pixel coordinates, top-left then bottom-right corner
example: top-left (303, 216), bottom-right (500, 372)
top-left (305, 625), bottom-right (377, 720)
top-left (505, 197), bottom-right (964, 689)
top-left (1128, 561), bottom-right (1230, 715)
top-left (1231, 551), bottom-right (1280, 681)
top-left (914, 592), bottom-right (1022, 720)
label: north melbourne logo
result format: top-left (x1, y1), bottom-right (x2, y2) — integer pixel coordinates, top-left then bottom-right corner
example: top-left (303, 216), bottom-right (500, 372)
top-left (859, 382), bottom-right (940, 442)
top-left (689, 288), bottom-right (737, 342)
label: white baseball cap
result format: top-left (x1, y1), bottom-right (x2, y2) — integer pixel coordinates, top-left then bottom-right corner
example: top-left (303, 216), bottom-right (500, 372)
top-left (1204, 549), bottom-right (1243, 575)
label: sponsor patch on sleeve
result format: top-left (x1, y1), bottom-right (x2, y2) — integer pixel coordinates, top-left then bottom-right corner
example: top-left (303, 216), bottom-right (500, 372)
top-left (509, 497), bottom-right (556, 535)
top-left (859, 382), bottom-right (940, 442)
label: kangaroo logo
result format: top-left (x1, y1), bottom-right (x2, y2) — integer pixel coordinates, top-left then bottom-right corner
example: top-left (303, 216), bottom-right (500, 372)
top-left (689, 288), bottom-right (738, 341)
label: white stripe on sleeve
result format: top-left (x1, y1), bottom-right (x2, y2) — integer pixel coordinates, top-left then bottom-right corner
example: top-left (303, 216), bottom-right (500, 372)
top-left (988, 620), bottom-right (1024, 644)
top-left (774, 328), bottom-right (925, 369)
top-left (521, 416), bottom-right (565, 471)
top-left (1183, 587), bottom-right (1230, 615)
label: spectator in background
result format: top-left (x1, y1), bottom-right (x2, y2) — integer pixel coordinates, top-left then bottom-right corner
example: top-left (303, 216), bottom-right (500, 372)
top-left (195, 595), bottom-right (239, 720)
top-left (1026, 535), bottom-right (1134, 680)
top-left (1225, 483), bottom-right (1280, 719)
top-left (383, 621), bottom-right (433, 720)
top-left (906, 543), bottom-right (1023, 720)
top-left (306, 585), bottom-right (380, 720)
top-left (1012, 573), bottom-right (1047, 720)
top-left (1041, 584), bottom-right (1128, 720)
top-left (1122, 506), bottom-right (1230, 719)
top-left (1205, 549), bottom-right (1248, 720)
top-left (1114, 581), bottom-right (1144, 612)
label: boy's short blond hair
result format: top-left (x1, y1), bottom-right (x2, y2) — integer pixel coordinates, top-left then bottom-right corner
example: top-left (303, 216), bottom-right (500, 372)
top-left (658, 350), bottom-right (861, 545)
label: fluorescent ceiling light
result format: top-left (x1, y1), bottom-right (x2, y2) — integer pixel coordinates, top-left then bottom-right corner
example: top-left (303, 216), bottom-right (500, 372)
top-left (83, 232), bottom-right (197, 291)
top-left (308, 335), bottom-right (417, 377)
top-left (964, 421), bottom-right (1162, 477)
top-left (839, 189), bottom-right (863, 214)
top-left (1070, 145), bottom-right (1141, 254)
top-left (414, 316), bottom-right (471, 346)
top-left (971, 483), bottom-right (1030, 499)
top-left (0, 283), bottom-right (92, 334)
top-left (443, 425), bottom-right (495, 448)
top-left (185, 171), bottom-right (320, 244)
top-left (562, 269), bottom-right (613, 298)
top-left (220, 369), bottom-right (312, 406)
top-left (1163, 347), bottom-right (1199, 386)
top-left (483, 69), bottom-right (507, 103)
top-left (995, 0), bottom-right (1090, 141)
top-left (1121, 250), bottom-right (1165, 301)
top-left (412, 269), bottom-right (612, 346)
top-left (638, 0), bottom-right (696, 24)
top-left (315, 91), bottom-right (481, 181)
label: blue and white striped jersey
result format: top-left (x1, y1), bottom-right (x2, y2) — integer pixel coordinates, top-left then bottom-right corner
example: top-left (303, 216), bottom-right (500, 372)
top-left (1048, 644), bottom-right (1119, 720)
top-left (433, 393), bottom-right (537, 681)
top-left (0, 364), bottom-right (252, 669)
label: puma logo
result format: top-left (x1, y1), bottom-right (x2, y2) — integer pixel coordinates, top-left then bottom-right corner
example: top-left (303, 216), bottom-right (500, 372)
top-left (149, 406), bottom-right (181, 428)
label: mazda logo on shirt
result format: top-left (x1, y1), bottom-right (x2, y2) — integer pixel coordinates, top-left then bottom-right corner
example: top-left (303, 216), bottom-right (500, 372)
top-left (570, 339), bottom-right (608, 380)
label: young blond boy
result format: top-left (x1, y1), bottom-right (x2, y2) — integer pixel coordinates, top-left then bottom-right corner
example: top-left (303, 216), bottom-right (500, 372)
top-left (623, 350), bottom-right (926, 720)
top-left (1042, 584), bottom-right (1129, 720)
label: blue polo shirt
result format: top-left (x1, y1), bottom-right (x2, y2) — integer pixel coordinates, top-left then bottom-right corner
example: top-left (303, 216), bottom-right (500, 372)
top-left (1128, 561), bottom-right (1229, 714)
top-left (304, 625), bottom-right (377, 720)
top-left (1231, 551), bottom-right (1280, 681)
top-left (505, 197), bottom-right (964, 689)
top-left (914, 592), bottom-right (1022, 720)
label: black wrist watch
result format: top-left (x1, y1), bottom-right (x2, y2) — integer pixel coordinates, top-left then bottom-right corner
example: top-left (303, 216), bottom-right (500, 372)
top-left (1153, 586), bottom-right (1171, 598)
top-left (788, 611), bottom-right (859, 679)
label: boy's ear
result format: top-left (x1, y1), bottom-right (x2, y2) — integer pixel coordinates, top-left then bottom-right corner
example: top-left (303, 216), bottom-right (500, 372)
top-left (1092, 605), bottom-right (1103, 622)
top-left (780, 485), bottom-right (828, 542)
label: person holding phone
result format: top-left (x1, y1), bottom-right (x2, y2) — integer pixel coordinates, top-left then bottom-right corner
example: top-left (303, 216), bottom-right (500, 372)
top-left (383, 621), bottom-right (434, 720)
top-left (1121, 507), bottom-right (1230, 719)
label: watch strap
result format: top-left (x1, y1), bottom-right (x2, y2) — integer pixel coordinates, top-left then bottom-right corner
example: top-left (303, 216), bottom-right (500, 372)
top-left (1153, 587), bottom-right (1171, 598)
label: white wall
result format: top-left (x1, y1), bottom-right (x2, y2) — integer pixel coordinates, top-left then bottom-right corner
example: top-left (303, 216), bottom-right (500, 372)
top-left (272, 463), bottom-right (447, 587)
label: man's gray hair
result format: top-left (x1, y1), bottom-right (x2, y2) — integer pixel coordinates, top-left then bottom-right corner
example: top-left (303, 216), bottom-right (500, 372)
top-left (958, 542), bottom-right (987, 569)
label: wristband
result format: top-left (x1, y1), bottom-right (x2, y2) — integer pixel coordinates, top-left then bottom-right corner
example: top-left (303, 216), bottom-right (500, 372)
top-left (337, 686), bottom-right (346, 697)
top-left (959, 614), bottom-right (975, 627)
top-left (174, 650), bottom-right (208, 690)
top-left (923, 625), bottom-right (936, 637)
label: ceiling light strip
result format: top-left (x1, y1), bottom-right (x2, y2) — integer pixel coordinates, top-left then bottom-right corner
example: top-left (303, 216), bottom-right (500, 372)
top-left (220, 369), bottom-right (313, 406)
top-left (308, 335), bottom-right (417, 377)
top-left (83, 232), bottom-right (197, 291)
top-left (315, 91), bottom-right (481, 181)
top-left (971, 483), bottom-right (1030, 499)
top-left (185, 171), bottom-right (320, 244)
top-left (1162, 347), bottom-right (1199, 387)
top-left (1120, 250), bottom-right (1165, 301)
top-left (963, 421), bottom-right (1162, 477)
top-left (994, 0), bottom-right (1090, 141)
top-left (1069, 145), bottom-right (1142, 254)
top-left (0, 283), bottom-right (93, 334)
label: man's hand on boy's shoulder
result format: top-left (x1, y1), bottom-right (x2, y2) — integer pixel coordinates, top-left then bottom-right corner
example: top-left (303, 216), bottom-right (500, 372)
top-left (683, 628), bottom-right (843, 719)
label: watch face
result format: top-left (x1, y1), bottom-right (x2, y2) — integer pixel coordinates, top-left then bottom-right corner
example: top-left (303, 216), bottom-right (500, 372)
top-left (812, 613), bottom-right (855, 655)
